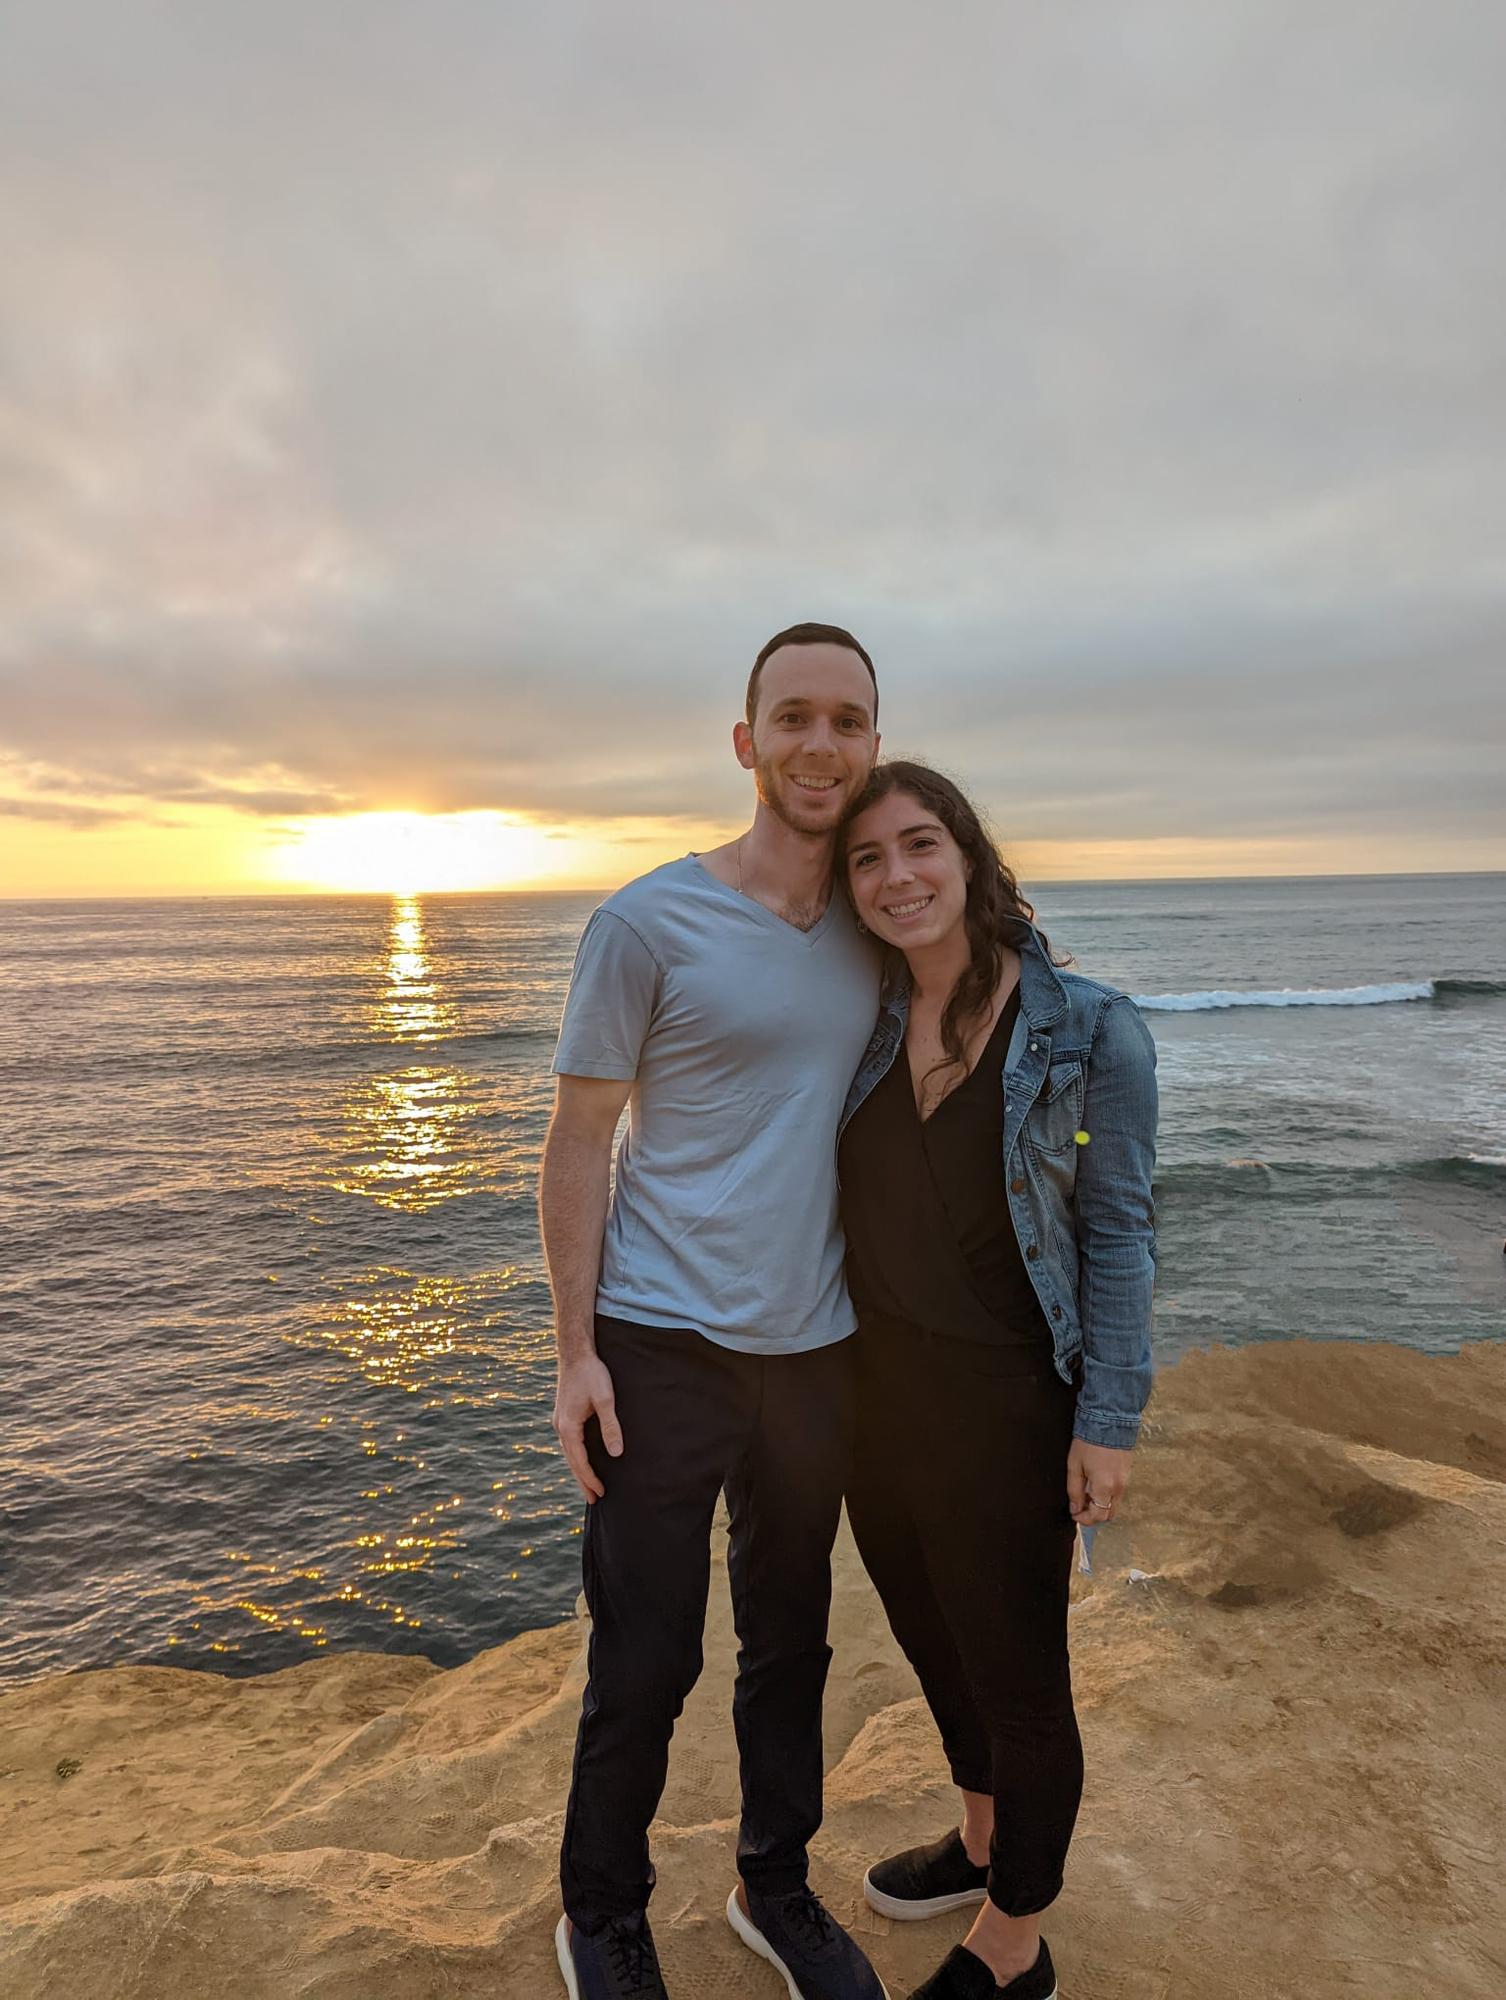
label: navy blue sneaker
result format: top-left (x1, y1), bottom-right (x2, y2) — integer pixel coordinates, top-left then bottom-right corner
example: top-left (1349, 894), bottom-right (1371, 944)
top-left (909, 1940), bottom-right (1057, 1999)
top-left (726, 1884), bottom-right (890, 1999)
top-left (554, 1911), bottom-right (670, 1998)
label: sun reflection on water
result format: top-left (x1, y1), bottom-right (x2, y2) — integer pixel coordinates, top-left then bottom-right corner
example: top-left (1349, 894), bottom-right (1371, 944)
top-left (332, 1066), bottom-right (488, 1211)
top-left (301, 1267), bottom-right (524, 1393)
top-left (262, 1270), bottom-right (548, 1637)
top-left (323, 897), bottom-right (486, 1212)
top-left (194, 895), bottom-right (565, 1665)
top-left (380, 897), bottom-right (461, 1045)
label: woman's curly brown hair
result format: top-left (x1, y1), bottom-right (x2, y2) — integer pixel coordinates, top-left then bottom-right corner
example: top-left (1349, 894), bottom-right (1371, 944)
top-left (838, 760), bottom-right (1062, 1093)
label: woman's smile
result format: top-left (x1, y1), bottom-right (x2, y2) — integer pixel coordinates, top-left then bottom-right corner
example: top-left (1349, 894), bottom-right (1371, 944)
top-left (882, 893), bottom-right (935, 921)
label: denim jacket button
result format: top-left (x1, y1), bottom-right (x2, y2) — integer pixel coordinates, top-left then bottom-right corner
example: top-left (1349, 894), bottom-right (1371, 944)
top-left (1010, 1177), bottom-right (1026, 1195)
top-left (1026, 1244), bottom-right (1040, 1260)
top-left (1052, 1304), bottom-right (1062, 1320)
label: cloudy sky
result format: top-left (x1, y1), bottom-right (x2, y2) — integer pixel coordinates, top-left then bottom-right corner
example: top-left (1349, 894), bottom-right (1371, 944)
top-left (2, 0), bottom-right (1503, 892)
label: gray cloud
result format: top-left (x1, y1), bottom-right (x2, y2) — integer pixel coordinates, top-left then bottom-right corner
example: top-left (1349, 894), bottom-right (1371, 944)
top-left (0, 795), bottom-right (133, 829)
top-left (1, 1), bottom-right (1503, 858)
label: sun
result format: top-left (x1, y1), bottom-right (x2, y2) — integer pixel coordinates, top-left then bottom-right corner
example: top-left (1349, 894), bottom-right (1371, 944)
top-left (269, 811), bottom-right (549, 894)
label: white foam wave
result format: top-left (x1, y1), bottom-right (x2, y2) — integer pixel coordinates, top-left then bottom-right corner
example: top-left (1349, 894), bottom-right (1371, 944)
top-left (1134, 980), bottom-right (1436, 1013)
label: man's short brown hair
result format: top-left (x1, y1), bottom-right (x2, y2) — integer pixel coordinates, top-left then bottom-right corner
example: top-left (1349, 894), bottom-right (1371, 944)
top-left (746, 622), bottom-right (878, 726)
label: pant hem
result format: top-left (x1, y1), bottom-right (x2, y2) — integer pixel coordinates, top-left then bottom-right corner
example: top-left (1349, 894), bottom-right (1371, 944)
top-left (738, 1866), bottom-right (812, 1899)
top-left (561, 1893), bottom-right (654, 1933)
top-left (985, 1880), bottom-right (1062, 1920)
top-left (948, 1766), bottom-right (993, 1796)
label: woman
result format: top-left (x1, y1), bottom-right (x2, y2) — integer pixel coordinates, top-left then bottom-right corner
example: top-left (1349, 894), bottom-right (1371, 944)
top-left (836, 762), bottom-right (1157, 2000)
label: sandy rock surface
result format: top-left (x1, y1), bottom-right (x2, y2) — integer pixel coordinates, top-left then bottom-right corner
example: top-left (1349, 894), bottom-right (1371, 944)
top-left (3, 1340), bottom-right (1504, 1999)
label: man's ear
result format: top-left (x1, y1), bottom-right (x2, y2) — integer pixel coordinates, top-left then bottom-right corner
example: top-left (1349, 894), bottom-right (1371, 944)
top-left (733, 719), bottom-right (757, 771)
top-left (870, 731), bottom-right (881, 768)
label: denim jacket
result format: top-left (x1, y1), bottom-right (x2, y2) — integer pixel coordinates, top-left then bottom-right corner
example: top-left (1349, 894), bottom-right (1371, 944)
top-left (838, 922), bottom-right (1158, 1449)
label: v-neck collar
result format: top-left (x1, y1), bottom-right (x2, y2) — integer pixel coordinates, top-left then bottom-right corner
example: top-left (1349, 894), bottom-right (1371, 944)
top-left (687, 852), bottom-right (837, 944)
top-left (910, 984), bottom-right (1020, 1126)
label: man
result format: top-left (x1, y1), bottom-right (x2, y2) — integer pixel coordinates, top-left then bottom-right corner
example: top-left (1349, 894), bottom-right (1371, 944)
top-left (543, 623), bottom-right (890, 2000)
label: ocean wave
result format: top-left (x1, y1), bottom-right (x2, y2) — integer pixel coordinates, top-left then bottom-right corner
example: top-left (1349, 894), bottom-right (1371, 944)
top-left (1435, 978), bottom-right (1506, 999)
top-left (1136, 980), bottom-right (1435, 1011)
top-left (1136, 976), bottom-right (1506, 1012)
top-left (1156, 1154), bottom-right (1506, 1197)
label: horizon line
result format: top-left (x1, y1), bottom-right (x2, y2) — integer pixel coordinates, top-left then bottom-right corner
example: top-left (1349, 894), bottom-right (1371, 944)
top-left (3, 866), bottom-right (1503, 904)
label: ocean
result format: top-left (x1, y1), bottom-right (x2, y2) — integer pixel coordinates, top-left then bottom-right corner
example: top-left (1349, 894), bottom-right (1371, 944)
top-left (2, 873), bottom-right (1502, 1687)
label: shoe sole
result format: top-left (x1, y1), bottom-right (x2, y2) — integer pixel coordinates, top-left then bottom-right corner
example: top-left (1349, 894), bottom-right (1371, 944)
top-left (861, 1869), bottom-right (990, 1922)
top-left (554, 1916), bottom-right (582, 1999)
top-left (725, 1888), bottom-right (891, 2000)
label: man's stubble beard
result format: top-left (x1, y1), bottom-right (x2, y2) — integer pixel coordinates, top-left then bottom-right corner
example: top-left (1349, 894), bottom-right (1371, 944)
top-left (751, 751), bottom-right (858, 845)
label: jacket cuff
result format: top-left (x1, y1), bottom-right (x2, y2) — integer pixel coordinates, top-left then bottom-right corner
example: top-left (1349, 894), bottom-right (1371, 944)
top-left (1072, 1406), bottom-right (1142, 1450)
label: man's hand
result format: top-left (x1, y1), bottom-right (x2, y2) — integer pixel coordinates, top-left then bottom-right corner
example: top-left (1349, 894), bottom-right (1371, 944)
top-left (1067, 1438), bottom-right (1132, 1526)
top-left (553, 1352), bottom-right (624, 1503)
top-left (539, 1074), bottom-right (633, 1504)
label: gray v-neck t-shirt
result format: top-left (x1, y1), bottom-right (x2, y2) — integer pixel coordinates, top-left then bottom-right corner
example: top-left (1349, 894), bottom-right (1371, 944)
top-left (551, 854), bottom-right (880, 1353)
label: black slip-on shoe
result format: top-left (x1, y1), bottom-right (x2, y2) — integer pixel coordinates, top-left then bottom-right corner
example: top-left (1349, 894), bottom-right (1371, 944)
top-left (726, 1885), bottom-right (890, 1999)
top-left (908, 1940), bottom-right (1057, 2000)
top-left (863, 1829), bottom-right (989, 1921)
top-left (554, 1911), bottom-right (670, 1999)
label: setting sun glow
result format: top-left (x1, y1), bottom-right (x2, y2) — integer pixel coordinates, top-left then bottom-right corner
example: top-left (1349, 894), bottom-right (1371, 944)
top-left (270, 812), bottom-right (549, 895)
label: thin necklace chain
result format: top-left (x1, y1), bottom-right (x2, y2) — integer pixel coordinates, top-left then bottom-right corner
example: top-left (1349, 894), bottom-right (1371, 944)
top-left (734, 834), bottom-right (828, 930)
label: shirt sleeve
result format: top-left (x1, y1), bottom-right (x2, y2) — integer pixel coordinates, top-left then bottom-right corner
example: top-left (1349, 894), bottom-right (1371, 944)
top-left (551, 908), bottom-right (662, 1080)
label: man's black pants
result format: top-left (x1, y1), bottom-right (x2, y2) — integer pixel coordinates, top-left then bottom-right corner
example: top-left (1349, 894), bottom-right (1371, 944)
top-left (559, 1315), bottom-right (856, 1930)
